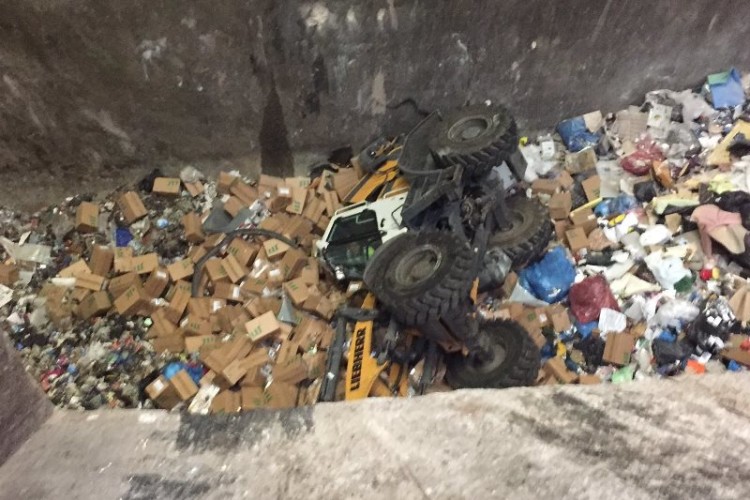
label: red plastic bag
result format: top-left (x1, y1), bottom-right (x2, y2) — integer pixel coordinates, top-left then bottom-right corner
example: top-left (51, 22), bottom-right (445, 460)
top-left (569, 275), bottom-right (620, 323)
top-left (621, 137), bottom-right (665, 176)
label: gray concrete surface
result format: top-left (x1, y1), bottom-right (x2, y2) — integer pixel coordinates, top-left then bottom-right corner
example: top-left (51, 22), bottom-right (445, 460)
top-left (2, 1), bottom-right (750, 210)
top-left (1, 373), bottom-right (749, 499)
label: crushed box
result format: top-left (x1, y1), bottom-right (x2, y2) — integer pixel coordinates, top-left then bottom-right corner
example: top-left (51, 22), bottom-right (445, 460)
top-left (75, 202), bottom-right (99, 233)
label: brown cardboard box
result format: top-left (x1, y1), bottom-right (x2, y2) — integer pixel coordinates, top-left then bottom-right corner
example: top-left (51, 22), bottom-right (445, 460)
top-left (165, 284), bottom-right (190, 324)
top-left (554, 220), bottom-right (571, 243)
top-left (729, 286), bottom-right (750, 323)
top-left (284, 278), bottom-right (310, 306)
top-left (213, 282), bottom-right (243, 303)
top-left (273, 356), bottom-right (309, 384)
top-left (285, 187), bottom-right (307, 215)
top-left (201, 336), bottom-right (253, 373)
top-left (144, 269), bottom-right (170, 298)
top-left (226, 238), bottom-right (257, 266)
top-left (204, 258), bottom-right (230, 283)
top-left (557, 170), bottom-right (574, 190)
top-left (266, 196), bottom-right (291, 213)
top-left (114, 283), bottom-right (149, 315)
top-left (167, 258), bottom-right (194, 282)
top-left (202, 233), bottom-right (225, 250)
top-left (602, 333), bottom-right (636, 366)
top-left (132, 253), bottom-right (159, 275)
top-left (188, 297), bottom-right (213, 318)
top-left (721, 346), bottom-right (750, 366)
top-left (245, 310), bottom-right (281, 342)
top-left (282, 217), bottom-right (313, 241)
top-left (286, 176), bottom-right (311, 189)
top-left (240, 387), bottom-right (266, 410)
top-left (577, 374), bottom-right (602, 384)
top-left (301, 294), bottom-right (335, 320)
top-left (151, 334), bottom-right (185, 354)
top-left (564, 148), bottom-right (597, 173)
top-left (548, 192), bottom-right (572, 220)
top-left (223, 196), bottom-right (245, 217)
top-left (77, 291), bottom-right (112, 320)
top-left (332, 168), bottom-right (359, 200)
top-left (58, 259), bottom-right (91, 278)
top-left (565, 227), bottom-right (588, 253)
top-left (542, 357), bottom-right (577, 384)
top-left (183, 314), bottom-right (212, 336)
top-left (217, 171), bottom-right (239, 194)
top-left (89, 245), bottom-right (114, 277)
top-left (146, 376), bottom-right (181, 409)
top-left (263, 239), bottom-right (290, 260)
top-left (294, 316), bottom-right (329, 350)
top-left (581, 175), bottom-right (601, 201)
top-left (569, 208), bottom-right (598, 235)
top-left (303, 352), bottom-right (327, 380)
top-left (299, 260), bottom-right (320, 286)
top-left (184, 181), bottom-right (204, 197)
top-left (0, 264), bottom-right (19, 286)
top-left (113, 247), bottom-right (134, 274)
top-left (149, 308), bottom-right (177, 337)
top-left (170, 369), bottom-right (199, 400)
top-left (222, 254), bottom-right (247, 283)
top-left (188, 245), bottom-right (207, 264)
top-left (550, 308), bottom-right (572, 333)
top-left (75, 201), bottom-right (99, 233)
top-left (71, 287), bottom-right (91, 303)
top-left (75, 273), bottom-right (105, 291)
top-left (152, 177), bottom-right (181, 196)
top-left (302, 197), bottom-right (326, 223)
top-left (265, 382), bottom-right (298, 409)
top-left (322, 190), bottom-right (341, 217)
top-left (531, 178), bottom-right (559, 196)
top-left (181, 212), bottom-right (205, 243)
top-left (241, 277), bottom-right (267, 297)
top-left (279, 248), bottom-right (307, 281)
top-left (117, 191), bottom-right (148, 224)
top-left (108, 272), bottom-right (141, 298)
top-left (211, 390), bottom-right (242, 414)
top-left (184, 335), bottom-right (218, 354)
top-left (230, 181), bottom-right (258, 206)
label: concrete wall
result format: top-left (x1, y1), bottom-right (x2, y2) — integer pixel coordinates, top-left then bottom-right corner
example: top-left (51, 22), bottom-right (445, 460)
top-left (0, 332), bottom-right (52, 465)
top-left (1, 0), bottom-right (749, 186)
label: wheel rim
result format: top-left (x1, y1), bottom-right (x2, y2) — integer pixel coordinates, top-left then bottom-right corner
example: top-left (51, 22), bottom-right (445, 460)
top-left (468, 336), bottom-right (507, 373)
top-left (392, 244), bottom-right (443, 289)
top-left (447, 116), bottom-right (492, 142)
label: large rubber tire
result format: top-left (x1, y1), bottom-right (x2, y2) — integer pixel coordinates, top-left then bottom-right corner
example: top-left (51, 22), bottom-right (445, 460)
top-left (487, 196), bottom-right (552, 269)
top-left (363, 231), bottom-right (476, 326)
top-left (445, 319), bottom-right (540, 389)
top-left (429, 104), bottom-right (519, 179)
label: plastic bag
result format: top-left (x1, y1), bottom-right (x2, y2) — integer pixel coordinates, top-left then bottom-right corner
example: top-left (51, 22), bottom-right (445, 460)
top-left (594, 194), bottom-right (639, 218)
top-left (620, 137), bottom-right (665, 175)
top-left (557, 116), bottom-right (601, 153)
top-left (518, 246), bottom-right (576, 303)
top-left (644, 252), bottom-right (691, 290)
top-left (633, 180), bottom-right (659, 203)
top-left (569, 274), bottom-right (620, 323)
top-left (639, 225), bottom-right (672, 246)
top-left (651, 299), bottom-right (700, 328)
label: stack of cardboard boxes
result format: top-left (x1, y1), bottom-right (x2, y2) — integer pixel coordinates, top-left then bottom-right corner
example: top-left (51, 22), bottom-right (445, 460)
top-left (44, 168), bottom-right (362, 412)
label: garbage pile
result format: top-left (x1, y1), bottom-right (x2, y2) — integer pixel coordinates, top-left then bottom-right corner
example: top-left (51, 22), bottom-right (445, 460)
top-left (495, 66), bottom-right (750, 384)
top-left (4, 66), bottom-right (750, 411)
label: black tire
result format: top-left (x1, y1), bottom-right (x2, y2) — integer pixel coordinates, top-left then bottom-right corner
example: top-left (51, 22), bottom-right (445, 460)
top-left (363, 231), bottom-right (477, 326)
top-left (429, 104), bottom-right (519, 178)
top-left (486, 196), bottom-right (552, 269)
top-left (445, 319), bottom-right (540, 389)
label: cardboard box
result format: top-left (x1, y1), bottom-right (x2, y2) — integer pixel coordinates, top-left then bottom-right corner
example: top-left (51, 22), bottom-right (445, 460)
top-left (151, 334), bottom-right (185, 354)
top-left (284, 278), bottom-right (310, 306)
top-left (144, 269), bottom-right (170, 298)
top-left (89, 245), bottom-right (114, 277)
top-left (75, 273), bottom-right (105, 291)
top-left (223, 196), bottom-right (245, 217)
top-left (322, 190), bottom-right (341, 217)
top-left (531, 179), bottom-right (559, 196)
top-left (188, 297), bottom-right (211, 318)
top-left (165, 284), bottom-right (190, 323)
top-left (202, 233), bottom-right (225, 250)
top-left (265, 382), bottom-right (298, 409)
top-left (285, 187), bottom-right (307, 215)
top-left (263, 239), bottom-right (290, 260)
top-left (114, 283), bottom-right (149, 315)
top-left (184, 180), bottom-right (204, 197)
top-left (213, 282), bottom-right (243, 303)
top-left (230, 181), bottom-right (258, 206)
top-left (241, 277), bottom-right (267, 297)
top-left (301, 294), bottom-right (335, 320)
top-left (222, 254), bottom-right (247, 284)
top-left (149, 309), bottom-right (177, 337)
top-left (557, 170), bottom-right (574, 190)
top-left (550, 307), bottom-right (572, 333)
top-left (113, 247), bottom-right (134, 274)
top-left (226, 238), bottom-right (257, 267)
top-left (729, 286), bottom-right (750, 323)
top-left (170, 369), bottom-right (199, 400)
top-left (211, 390), bottom-right (242, 414)
top-left (167, 258), bottom-right (194, 282)
top-left (721, 346), bottom-right (750, 366)
top-left (564, 148), bottom-right (597, 174)
top-left (117, 191), bottom-right (148, 224)
top-left (75, 201), bottom-right (99, 233)
top-left (282, 217), bottom-right (313, 240)
top-left (279, 248), bottom-right (307, 281)
top-left (332, 168), bottom-right (359, 200)
top-left (77, 291), bottom-right (112, 320)
top-left (188, 245), bottom-right (207, 264)
top-left (58, 259), bottom-right (91, 278)
top-left (569, 207), bottom-right (598, 235)
top-left (183, 314), bottom-right (212, 336)
top-left (548, 192), bottom-right (572, 220)
top-left (554, 220), bottom-right (571, 243)
top-left (273, 356), bottom-right (309, 384)
top-left (184, 335), bottom-right (219, 354)
top-left (299, 261), bottom-right (320, 286)
top-left (240, 387), bottom-right (266, 410)
top-left (302, 197), bottom-right (326, 223)
top-left (577, 374), bottom-right (602, 385)
top-left (245, 310), bottom-right (281, 343)
top-left (204, 258), bottom-right (230, 283)
top-left (71, 287), bottom-right (91, 303)
top-left (146, 376), bottom-right (181, 409)
top-left (201, 336), bottom-right (253, 373)
top-left (108, 272), bottom-right (140, 298)
top-left (542, 357), bottom-right (577, 384)
top-left (131, 253), bottom-right (159, 275)
top-left (181, 212), bottom-right (204, 243)
top-left (152, 177), bottom-right (181, 196)
top-left (581, 175), bottom-right (601, 201)
top-left (565, 227), bottom-right (588, 254)
top-left (602, 333), bottom-right (636, 366)
top-left (0, 264), bottom-right (19, 286)
top-left (217, 171), bottom-right (239, 194)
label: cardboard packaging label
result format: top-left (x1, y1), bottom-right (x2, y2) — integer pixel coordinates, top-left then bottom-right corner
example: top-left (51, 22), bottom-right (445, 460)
top-left (263, 239), bottom-right (290, 260)
top-left (245, 310), bottom-right (281, 342)
top-left (241, 277), bottom-right (267, 297)
top-left (204, 258), bottom-right (229, 283)
top-left (89, 245), bottom-right (114, 277)
top-left (117, 191), bottom-right (148, 224)
top-left (113, 283), bottom-right (149, 315)
top-left (284, 278), bottom-right (310, 306)
top-left (75, 201), bottom-right (99, 233)
top-left (78, 291), bottom-right (112, 320)
top-left (58, 259), bottom-right (91, 278)
top-left (241, 387), bottom-right (266, 410)
top-left (226, 238), bottom-right (257, 267)
top-left (167, 258), bottom-right (194, 282)
top-left (181, 212), bottom-right (205, 243)
top-left (184, 335), bottom-right (218, 354)
top-left (108, 272), bottom-right (141, 298)
top-left (114, 247), bottom-right (135, 274)
top-left (286, 187), bottom-right (307, 215)
top-left (182, 314), bottom-right (212, 336)
top-left (132, 253), bottom-right (159, 275)
top-left (152, 177), bottom-right (181, 196)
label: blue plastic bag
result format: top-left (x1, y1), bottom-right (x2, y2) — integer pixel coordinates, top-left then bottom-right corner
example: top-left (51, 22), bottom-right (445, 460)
top-left (707, 68), bottom-right (745, 109)
top-left (593, 194), bottom-right (639, 217)
top-left (519, 246), bottom-right (576, 303)
top-left (115, 227), bottom-right (133, 247)
top-left (575, 321), bottom-right (598, 339)
top-left (556, 116), bottom-right (600, 152)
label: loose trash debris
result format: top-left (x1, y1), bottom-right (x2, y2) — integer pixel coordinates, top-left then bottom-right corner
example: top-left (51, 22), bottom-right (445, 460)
top-left (4, 66), bottom-right (750, 412)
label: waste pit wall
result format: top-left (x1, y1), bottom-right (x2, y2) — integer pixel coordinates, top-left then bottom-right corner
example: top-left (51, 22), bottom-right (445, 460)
top-left (3, 0), bottom-right (750, 211)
